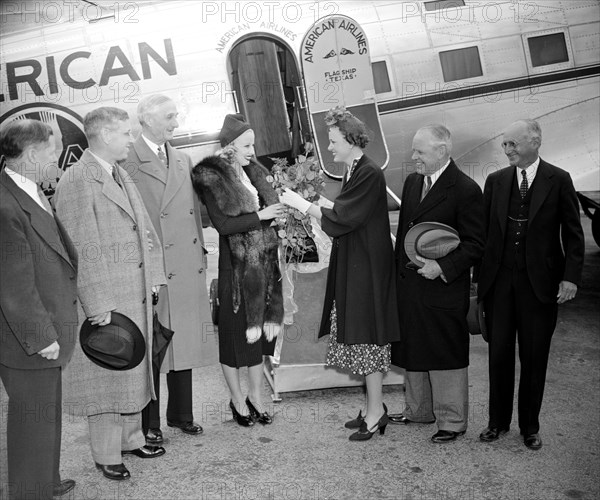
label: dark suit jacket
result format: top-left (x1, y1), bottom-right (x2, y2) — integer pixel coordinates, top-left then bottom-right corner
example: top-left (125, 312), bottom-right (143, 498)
top-left (0, 170), bottom-right (78, 369)
top-left (392, 160), bottom-right (485, 370)
top-left (477, 159), bottom-right (585, 304)
top-left (318, 155), bottom-right (400, 345)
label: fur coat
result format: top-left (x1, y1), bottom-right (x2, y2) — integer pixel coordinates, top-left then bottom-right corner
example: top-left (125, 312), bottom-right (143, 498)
top-left (192, 155), bottom-right (284, 333)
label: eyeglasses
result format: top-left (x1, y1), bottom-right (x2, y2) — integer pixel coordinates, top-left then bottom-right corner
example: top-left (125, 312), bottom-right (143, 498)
top-left (501, 140), bottom-right (519, 150)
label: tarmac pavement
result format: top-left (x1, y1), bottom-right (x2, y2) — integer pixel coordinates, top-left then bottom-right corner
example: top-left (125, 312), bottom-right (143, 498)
top-left (1, 217), bottom-right (598, 500)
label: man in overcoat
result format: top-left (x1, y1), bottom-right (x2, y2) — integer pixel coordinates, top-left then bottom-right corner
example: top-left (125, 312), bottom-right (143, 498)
top-left (122, 94), bottom-right (216, 444)
top-left (55, 107), bottom-right (167, 481)
top-left (476, 119), bottom-right (584, 450)
top-left (0, 119), bottom-right (78, 499)
top-left (390, 124), bottom-right (485, 443)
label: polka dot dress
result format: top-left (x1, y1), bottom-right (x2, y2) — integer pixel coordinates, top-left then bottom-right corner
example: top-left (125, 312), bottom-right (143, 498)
top-left (326, 302), bottom-right (391, 376)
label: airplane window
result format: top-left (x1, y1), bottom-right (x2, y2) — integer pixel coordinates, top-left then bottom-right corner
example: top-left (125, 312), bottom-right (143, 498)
top-left (439, 46), bottom-right (483, 82)
top-left (424, 0), bottom-right (466, 11)
top-left (528, 33), bottom-right (569, 67)
top-left (372, 61), bottom-right (392, 94)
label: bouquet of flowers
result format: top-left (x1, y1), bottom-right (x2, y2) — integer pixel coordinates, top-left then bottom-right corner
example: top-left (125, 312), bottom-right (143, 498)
top-left (267, 154), bottom-right (326, 263)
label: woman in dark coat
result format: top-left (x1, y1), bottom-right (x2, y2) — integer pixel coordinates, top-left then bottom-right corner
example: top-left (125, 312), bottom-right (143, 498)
top-left (280, 107), bottom-right (400, 440)
top-left (192, 114), bottom-right (285, 427)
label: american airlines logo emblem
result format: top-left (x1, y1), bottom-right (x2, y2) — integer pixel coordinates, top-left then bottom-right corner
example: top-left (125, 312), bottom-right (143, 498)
top-left (323, 48), bottom-right (355, 59)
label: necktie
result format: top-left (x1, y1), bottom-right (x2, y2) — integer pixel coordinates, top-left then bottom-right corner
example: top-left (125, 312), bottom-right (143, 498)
top-left (37, 186), bottom-right (54, 217)
top-left (421, 175), bottom-right (432, 201)
top-left (157, 146), bottom-right (168, 167)
top-left (520, 169), bottom-right (528, 198)
top-left (112, 165), bottom-right (122, 188)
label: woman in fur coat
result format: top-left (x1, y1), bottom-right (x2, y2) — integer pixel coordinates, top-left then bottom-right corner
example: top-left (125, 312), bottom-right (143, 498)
top-left (192, 114), bottom-right (285, 426)
top-left (280, 107), bottom-right (400, 441)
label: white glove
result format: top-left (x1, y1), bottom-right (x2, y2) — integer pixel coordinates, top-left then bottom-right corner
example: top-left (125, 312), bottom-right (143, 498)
top-left (280, 188), bottom-right (312, 214)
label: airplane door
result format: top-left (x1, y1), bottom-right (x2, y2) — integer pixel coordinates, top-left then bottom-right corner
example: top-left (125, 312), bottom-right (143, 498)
top-left (301, 15), bottom-right (389, 178)
top-left (230, 39), bottom-right (291, 157)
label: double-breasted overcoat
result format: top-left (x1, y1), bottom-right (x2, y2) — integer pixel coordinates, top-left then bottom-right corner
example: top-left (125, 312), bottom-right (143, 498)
top-left (123, 137), bottom-right (217, 372)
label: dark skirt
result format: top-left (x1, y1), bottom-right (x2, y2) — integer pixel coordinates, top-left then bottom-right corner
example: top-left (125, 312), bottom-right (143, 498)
top-left (217, 270), bottom-right (275, 368)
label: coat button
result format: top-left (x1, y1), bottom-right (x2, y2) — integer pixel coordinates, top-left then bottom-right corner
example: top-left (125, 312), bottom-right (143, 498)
top-left (190, 209), bottom-right (194, 214)
top-left (168, 273), bottom-right (175, 279)
top-left (193, 238), bottom-right (198, 244)
top-left (70, 275), bottom-right (75, 280)
top-left (160, 212), bottom-right (168, 218)
top-left (142, 297), bottom-right (146, 304)
top-left (408, 222), bottom-right (414, 228)
top-left (139, 262), bottom-right (144, 268)
top-left (198, 269), bottom-right (203, 274)
top-left (72, 299), bottom-right (77, 304)
top-left (133, 224), bottom-right (137, 231)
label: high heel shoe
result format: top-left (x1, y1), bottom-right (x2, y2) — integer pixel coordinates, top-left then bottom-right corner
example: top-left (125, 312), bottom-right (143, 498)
top-left (229, 400), bottom-right (254, 427)
top-left (349, 413), bottom-right (389, 441)
top-left (345, 402), bottom-right (388, 429)
top-left (246, 397), bottom-right (273, 425)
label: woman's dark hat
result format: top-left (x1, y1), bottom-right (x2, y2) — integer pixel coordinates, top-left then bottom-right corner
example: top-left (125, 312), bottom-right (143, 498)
top-left (80, 312), bottom-right (146, 370)
top-left (219, 113), bottom-right (251, 147)
top-left (404, 222), bottom-right (460, 268)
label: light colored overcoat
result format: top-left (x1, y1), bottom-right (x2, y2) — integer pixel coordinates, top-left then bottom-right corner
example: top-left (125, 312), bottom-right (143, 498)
top-left (55, 149), bottom-right (166, 416)
top-left (123, 136), bottom-right (217, 371)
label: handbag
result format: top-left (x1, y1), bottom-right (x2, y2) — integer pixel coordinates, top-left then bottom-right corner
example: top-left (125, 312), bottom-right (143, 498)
top-left (209, 279), bottom-right (219, 326)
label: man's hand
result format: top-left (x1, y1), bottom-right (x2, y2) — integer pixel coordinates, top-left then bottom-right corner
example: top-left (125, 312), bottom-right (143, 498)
top-left (416, 256), bottom-right (445, 281)
top-left (89, 311), bottom-right (111, 326)
top-left (147, 230), bottom-right (153, 250)
top-left (38, 341), bottom-right (60, 360)
top-left (557, 280), bottom-right (577, 304)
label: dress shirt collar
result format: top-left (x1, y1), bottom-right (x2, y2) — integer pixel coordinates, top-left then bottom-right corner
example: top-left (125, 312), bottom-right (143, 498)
top-left (141, 134), bottom-right (166, 157)
top-left (4, 168), bottom-right (46, 210)
top-left (516, 156), bottom-right (539, 187)
top-left (88, 150), bottom-right (114, 175)
top-left (428, 158), bottom-right (451, 187)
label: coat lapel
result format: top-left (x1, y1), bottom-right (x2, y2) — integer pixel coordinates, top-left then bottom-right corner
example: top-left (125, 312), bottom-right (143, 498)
top-left (80, 150), bottom-right (136, 222)
top-left (528, 159), bottom-right (553, 226)
top-left (494, 167), bottom-right (513, 237)
top-left (161, 143), bottom-right (187, 211)
top-left (132, 136), bottom-right (168, 184)
top-left (411, 160), bottom-right (457, 221)
top-left (0, 171), bottom-right (75, 269)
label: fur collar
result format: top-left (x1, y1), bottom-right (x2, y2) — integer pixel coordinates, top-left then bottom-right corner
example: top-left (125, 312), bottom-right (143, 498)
top-left (192, 155), bottom-right (278, 217)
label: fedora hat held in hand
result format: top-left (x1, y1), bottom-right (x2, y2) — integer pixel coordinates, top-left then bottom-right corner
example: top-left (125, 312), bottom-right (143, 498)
top-left (404, 222), bottom-right (460, 268)
top-left (80, 312), bottom-right (146, 370)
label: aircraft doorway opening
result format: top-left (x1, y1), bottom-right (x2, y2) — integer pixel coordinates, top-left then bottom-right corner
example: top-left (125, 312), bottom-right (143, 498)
top-left (228, 36), bottom-right (310, 167)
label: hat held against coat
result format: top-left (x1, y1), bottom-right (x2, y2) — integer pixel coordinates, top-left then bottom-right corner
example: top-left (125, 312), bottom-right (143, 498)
top-left (404, 221), bottom-right (487, 338)
top-left (79, 312), bottom-right (146, 370)
top-left (404, 221), bottom-right (460, 268)
top-left (218, 113), bottom-right (251, 147)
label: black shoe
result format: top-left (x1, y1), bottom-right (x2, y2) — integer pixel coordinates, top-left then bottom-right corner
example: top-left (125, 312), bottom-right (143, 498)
top-left (229, 400), bottom-right (254, 427)
top-left (246, 397), bottom-right (273, 425)
top-left (53, 479), bottom-right (76, 496)
top-left (167, 420), bottom-right (203, 435)
top-left (145, 428), bottom-right (163, 445)
top-left (122, 445), bottom-right (166, 458)
top-left (388, 414), bottom-right (435, 425)
top-left (345, 403), bottom-right (388, 429)
top-left (95, 463), bottom-right (130, 481)
top-left (524, 433), bottom-right (542, 450)
top-left (349, 413), bottom-right (389, 441)
top-left (479, 426), bottom-right (509, 442)
top-left (431, 430), bottom-right (466, 443)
